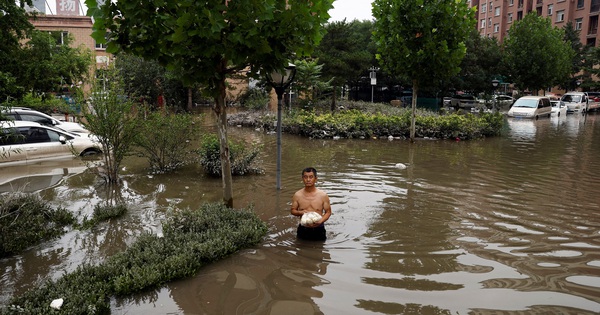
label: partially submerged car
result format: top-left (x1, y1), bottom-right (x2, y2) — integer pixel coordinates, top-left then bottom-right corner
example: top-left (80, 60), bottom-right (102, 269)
top-left (1, 107), bottom-right (89, 135)
top-left (1, 121), bottom-right (101, 166)
top-left (507, 96), bottom-right (552, 119)
top-left (560, 92), bottom-right (589, 113)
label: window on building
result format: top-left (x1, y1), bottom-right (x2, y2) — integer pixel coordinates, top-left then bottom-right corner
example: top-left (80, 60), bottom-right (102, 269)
top-left (509, 0), bottom-right (514, 5)
top-left (592, 0), bottom-right (600, 12)
top-left (495, 7), bottom-right (501, 16)
top-left (488, 18), bottom-right (492, 27)
top-left (481, 19), bottom-right (486, 28)
top-left (508, 13), bottom-right (513, 22)
top-left (49, 31), bottom-right (69, 45)
top-left (556, 10), bottom-right (565, 22)
top-left (517, 11), bottom-right (523, 20)
top-left (589, 16), bottom-right (599, 35)
top-left (494, 24), bottom-right (500, 33)
top-left (548, 4), bottom-right (553, 15)
top-left (576, 18), bottom-right (583, 30)
top-left (577, 0), bottom-right (585, 9)
top-left (481, 3), bottom-right (487, 12)
top-left (95, 32), bottom-right (110, 49)
top-left (518, 0), bottom-right (523, 8)
top-left (587, 38), bottom-right (597, 46)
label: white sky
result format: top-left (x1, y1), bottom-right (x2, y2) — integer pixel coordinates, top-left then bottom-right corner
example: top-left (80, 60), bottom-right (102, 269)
top-left (328, 0), bottom-right (374, 22)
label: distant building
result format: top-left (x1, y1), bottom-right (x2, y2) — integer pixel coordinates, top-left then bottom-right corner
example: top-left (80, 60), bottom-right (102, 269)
top-left (471, 0), bottom-right (598, 46)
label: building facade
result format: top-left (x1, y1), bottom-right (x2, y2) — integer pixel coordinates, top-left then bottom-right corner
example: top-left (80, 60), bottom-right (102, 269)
top-left (472, 0), bottom-right (599, 46)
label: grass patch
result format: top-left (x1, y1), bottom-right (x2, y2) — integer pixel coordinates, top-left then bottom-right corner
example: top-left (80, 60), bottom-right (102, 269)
top-left (78, 204), bottom-right (127, 230)
top-left (1, 202), bottom-right (268, 314)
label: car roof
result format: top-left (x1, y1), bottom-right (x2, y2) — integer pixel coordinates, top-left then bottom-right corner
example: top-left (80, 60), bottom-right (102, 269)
top-left (0, 120), bottom-right (44, 128)
top-left (518, 96), bottom-right (548, 99)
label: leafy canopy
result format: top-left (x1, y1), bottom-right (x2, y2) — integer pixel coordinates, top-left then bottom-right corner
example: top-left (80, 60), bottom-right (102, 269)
top-left (502, 13), bottom-right (574, 93)
top-left (86, 0), bottom-right (335, 94)
top-left (372, 0), bottom-right (476, 86)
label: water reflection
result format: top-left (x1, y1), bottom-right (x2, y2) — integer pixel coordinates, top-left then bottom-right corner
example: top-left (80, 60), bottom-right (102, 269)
top-left (1, 112), bottom-right (600, 314)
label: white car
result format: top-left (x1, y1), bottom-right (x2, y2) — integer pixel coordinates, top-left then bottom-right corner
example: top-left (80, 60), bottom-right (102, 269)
top-left (560, 92), bottom-right (589, 113)
top-left (1, 107), bottom-right (89, 135)
top-left (507, 96), bottom-right (552, 119)
top-left (551, 100), bottom-right (566, 117)
top-left (1, 121), bottom-right (101, 166)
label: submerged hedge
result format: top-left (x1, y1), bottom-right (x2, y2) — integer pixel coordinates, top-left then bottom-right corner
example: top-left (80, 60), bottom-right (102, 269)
top-left (1, 203), bottom-right (268, 315)
top-left (271, 109), bottom-right (504, 140)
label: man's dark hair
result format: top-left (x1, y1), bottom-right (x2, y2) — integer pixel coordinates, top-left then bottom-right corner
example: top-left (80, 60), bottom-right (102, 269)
top-left (302, 167), bottom-right (318, 177)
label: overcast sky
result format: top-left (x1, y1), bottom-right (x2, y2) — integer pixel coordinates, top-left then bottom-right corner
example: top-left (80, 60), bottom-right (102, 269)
top-left (328, 0), bottom-right (374, 22)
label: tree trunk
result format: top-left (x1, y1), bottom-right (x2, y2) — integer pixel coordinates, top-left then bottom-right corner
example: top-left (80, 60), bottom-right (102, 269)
top-left (330, 85), bottom-right (337, 112)
top-left (213, 74), bottom-right (234, 208)
top-left (187, 87), bottom-right (193, 112)
top-left (410, 79), bottom-right (418, 143)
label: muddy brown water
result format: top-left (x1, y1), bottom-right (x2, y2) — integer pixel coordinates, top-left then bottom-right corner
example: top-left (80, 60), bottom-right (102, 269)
top-left (1, 110), bottom-right (600, 314)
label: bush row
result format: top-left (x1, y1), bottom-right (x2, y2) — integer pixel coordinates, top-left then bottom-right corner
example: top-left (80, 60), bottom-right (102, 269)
top-left (256, 108), bottom-right (504, 140)
top-left (1, 202), bottom-right (268, 315)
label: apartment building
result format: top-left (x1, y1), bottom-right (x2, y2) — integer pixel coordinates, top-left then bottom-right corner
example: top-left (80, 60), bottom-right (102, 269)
top-left (472, 0), bottom-right (599, 46)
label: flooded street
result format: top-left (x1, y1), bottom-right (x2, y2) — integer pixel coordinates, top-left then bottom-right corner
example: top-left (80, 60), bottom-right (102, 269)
top-left (1, 111), bottom-right (600, 314)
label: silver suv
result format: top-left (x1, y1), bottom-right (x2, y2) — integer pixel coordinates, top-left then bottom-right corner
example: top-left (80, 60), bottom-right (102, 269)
top-left (1, 121), bottom-right (100, 166)
top-left (1, 107), bottom-right (89, 135)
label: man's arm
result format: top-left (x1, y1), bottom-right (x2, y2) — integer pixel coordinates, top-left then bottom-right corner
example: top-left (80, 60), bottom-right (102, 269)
top-left (290, 192), bottom-right (304, 217)
top-left (317, 192), bottom-right (332, 224)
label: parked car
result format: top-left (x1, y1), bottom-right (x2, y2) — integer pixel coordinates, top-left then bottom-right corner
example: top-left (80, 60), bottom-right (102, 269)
top-left (585, 91), bottom-right (600, 112)
top-left (1, 107), bottom-right (89, 135)
top-left (507, 96), bottom-right (552, 119)
top-left (560, 92), bottom-right (589, 113)
top-left (1, 121), bottom-right (101, 166)
top-left (450, 94), bottom-right (478, 110)
top-left (477, 95), bottom-right (514, 109)
top-left (551, 100), bottom-right (567, 117)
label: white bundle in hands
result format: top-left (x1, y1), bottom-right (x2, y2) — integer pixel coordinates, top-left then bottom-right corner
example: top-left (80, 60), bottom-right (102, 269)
top-left (300, 212), bottom-right (322, 226)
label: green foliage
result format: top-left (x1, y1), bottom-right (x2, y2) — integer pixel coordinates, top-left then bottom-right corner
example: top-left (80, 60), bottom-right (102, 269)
top-left (373, 0), bottom-right (476, 85)
top-left (257, 105), bottom-right (504, 140)
top-left (502, 13), bottom-right (575, 93)
top-left (19, 30), bottom-right (93, 97)
top-left (79, 66), bottom-right (140, 184)
top-left (78, 204), bottom-right (127, 230)
top-left (7, 92), bottom-right (71, 115)
top-left (0, 193), bottom-right (75, 258)
top-left (2, 203), bottom-right (268, 314)
top-left (292, 58), bottom-right (332, 102)
top-left (198, 134), bottom-right (263, 176)
top-left (134, 111), bottom-right (201, 174)
top-left (451, 29), bottom-right (503, 95)
top-left (0, 0), bottom-right (34, 101)
top-left (238, 88), bottom-right (270, 110)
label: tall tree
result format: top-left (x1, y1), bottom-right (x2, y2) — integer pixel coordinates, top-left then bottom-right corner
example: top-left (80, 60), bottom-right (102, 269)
top-left (0, 0), bottom-right (34, 101)
top-left (373, 0), bottom-right (475, 141)
top-left (502, 13), bottom-right (574, 94)
top-left (19, 31), bottom-right (92, 97)
top-left (87, 0), bottom-right (334, 207)
top-left (315, 20), bottom-right (375, 110)
top-left (292, 58), bottom-right (331, 103)
top-left (451, 28), bottom-right (502, 96)
top-left (561, 21), bottom-right (586, 91)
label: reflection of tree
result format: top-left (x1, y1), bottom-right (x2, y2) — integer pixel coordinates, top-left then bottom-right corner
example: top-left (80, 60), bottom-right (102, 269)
top-left (167, 241), bottom-right (330, 314)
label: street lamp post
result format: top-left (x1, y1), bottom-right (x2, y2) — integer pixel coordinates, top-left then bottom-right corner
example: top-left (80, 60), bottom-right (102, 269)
top-left (266, 63), bottom-right (296, 190)
top-left (369, 66), bottom-right (379, 103)
top-left (492, 79), bottom-right (499, 111)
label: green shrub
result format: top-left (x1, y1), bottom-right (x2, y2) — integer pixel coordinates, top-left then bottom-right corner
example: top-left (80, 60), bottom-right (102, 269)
top-left (238, 88), bottom-right (270, 110)
top-left (134, 111), bottom-right (201, 174)
top-left (1, 203), bottom-right (268, 315)
top-left (8, 92), bottom-right (72, 115)
top-left (257, 105), bottom-right (504, 140)
top-left (0, 194), bottom-right (75, 258)
top-left (78, 204), bottom-right (128, 230)
top-left (197, 133), bottom-right (263, 176)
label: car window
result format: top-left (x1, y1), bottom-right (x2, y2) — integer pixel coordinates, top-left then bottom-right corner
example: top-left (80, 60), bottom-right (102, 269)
top-left (18, 113), bottom-right (54, 126)
top-left (0, 127), bottom-right (26, 145)
top-left (25, 127), bottom-right (51, 143)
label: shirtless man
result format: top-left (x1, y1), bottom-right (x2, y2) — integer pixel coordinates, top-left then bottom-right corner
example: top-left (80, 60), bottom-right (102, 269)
top-left (291, 167), bottom-right (332, 241)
